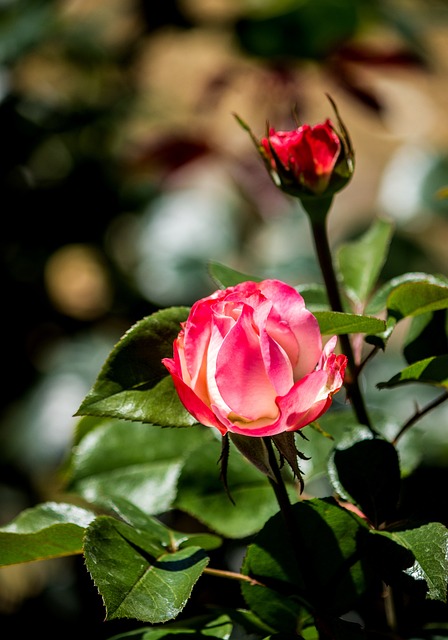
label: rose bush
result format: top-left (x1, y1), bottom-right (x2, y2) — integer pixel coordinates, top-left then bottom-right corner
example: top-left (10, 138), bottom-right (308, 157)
top-left (163, 279), bottom-right (347, 437)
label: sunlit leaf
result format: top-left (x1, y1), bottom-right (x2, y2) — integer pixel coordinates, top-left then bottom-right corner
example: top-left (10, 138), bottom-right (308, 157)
top-left (377, 355), bottom-right (448, 389)
top-left (91, 495), bottom-right (222, 553)
top-left (387, 282), bottom-right (448, 321)
top-left (337, 217), bottom-right (394, 305)
top-left (84, 516), bottom-right (209, 623)
top-left (0, 502), bottom-right (96, 566)
top-left (67, 419), bottom-right (212, 514)
top-left (76, 308), bottom-right (196, 426)
top-left (365, 272), bottom-right (448, 315)
top-left (376, 523), bottom-right (448, 602)
top-left (313, 311), bottom-right (385, 335)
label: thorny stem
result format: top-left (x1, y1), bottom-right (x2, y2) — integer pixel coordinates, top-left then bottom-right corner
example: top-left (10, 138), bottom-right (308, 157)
top-left (263, 437), bottom-right (318, 619)
top-left (263, 437), bottom-right (298, 545)
top-left (308, 213), bottom-right (377, 435)
top-left (392, 390), bottom-right (448, 446)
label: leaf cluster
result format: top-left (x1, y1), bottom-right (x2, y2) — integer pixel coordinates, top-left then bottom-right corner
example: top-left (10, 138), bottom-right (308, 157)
top-left (2, 216), bottom-right (448, 639)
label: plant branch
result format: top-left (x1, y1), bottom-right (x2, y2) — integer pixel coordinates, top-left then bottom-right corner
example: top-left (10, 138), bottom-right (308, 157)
top-left (203, 567), bottom-right (265, 587)
top-left (392, 390), bottom-right (448, 446)
top-left (357, 345), bottom-right (380, 376)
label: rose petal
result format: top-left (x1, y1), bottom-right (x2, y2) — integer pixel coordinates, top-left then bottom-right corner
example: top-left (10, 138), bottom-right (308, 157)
top-left (182, 300), bottom-right (214, 383)
top-left (163, 358), bottom-right (227, 434)
top-left (215, 303), bottom-right (279, 421)
top-left (259, 280), bottom-right (322, 378)
top-left (261, 120), bottom-right (341, 195)
top-left (301, 121), bottom-right (340, 181)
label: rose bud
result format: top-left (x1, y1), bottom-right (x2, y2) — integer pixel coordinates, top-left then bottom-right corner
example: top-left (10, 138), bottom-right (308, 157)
top-left (162, 279), bottom-right (347, 438)
top-left (235, 96), bottom-right (354, 201)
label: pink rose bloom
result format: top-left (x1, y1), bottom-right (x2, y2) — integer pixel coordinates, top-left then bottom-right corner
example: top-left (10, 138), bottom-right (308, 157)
top-left (162, 279), bottom-right (347, 438)
top-left (262, 120), bottom-right (341, 195)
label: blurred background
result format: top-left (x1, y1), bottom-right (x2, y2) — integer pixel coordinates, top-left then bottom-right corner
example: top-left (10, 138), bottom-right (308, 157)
top-left (1, 0), bottom-right (448, 637)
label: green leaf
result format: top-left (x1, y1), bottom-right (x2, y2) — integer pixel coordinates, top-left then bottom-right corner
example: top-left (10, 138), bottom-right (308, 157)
top-left (76, 308), bottom-right (196, 426)
top-left (93, 495), bottom-right (222, 554)
top-left (241, 498), bottom-right (372, 631)
top-left (367, 280), bottom-right (448, 347)
top-left (108, 613), bottom-right (233, 639)
top-left (295, 283), bottom-right (329, 311)
top-left (328, 430), bottom-right (401, 527)
top-left (377, 355), bottom-right (448, 390)
top-left (364, 315), bottom-right (397, 350)
top-left (72, 414), bottom-right (109, 446)
top-left (0, 502), bottom-right (96, 566)
top-left (208, 261), bottom-right (261, 289)
top-left (403, 310), bottom-right (448, 365)
top-left (175, 439), bottom-right (298, 538)
top-left (313, 311), bottom-right (386, 335)
top-left (84, 515), bottom-right (209, 623)
top-left (67, 419), bottom-right (213, 514)
top-left (337, 217), bottom-right (394, 305)
top-left (365, 272), bottom-right (448, 315)
top-left (387, 282), bottom-right (448, 321)
top-left (213, 608), bottom-right (276, 637)
top-left (376, 523), bottom-right (448, 602)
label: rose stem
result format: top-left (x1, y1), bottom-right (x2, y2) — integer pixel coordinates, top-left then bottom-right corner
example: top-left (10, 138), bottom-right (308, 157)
top-left (263, 437), bottom-right (318, 623)
top-left (263, 436), bottom-right (304, 564)
top-left (308, 212), bottom-right (375, 434)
